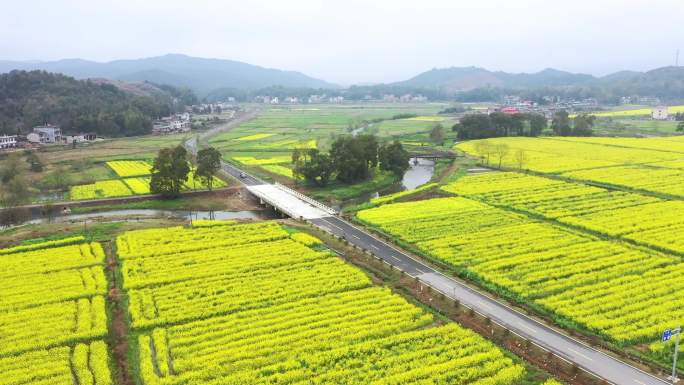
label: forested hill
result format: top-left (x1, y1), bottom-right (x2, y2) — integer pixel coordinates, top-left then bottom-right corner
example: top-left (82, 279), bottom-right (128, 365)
top-left (0, 70), bottom-right (196, 137)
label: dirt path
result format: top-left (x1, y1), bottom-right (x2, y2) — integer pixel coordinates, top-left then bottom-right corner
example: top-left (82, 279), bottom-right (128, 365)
top-left (104, 242), bottom-right (134, 385)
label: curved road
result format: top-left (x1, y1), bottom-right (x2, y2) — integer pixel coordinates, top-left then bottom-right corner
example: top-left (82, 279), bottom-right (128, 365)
top-left (190, 108), bottom-right (671, 385)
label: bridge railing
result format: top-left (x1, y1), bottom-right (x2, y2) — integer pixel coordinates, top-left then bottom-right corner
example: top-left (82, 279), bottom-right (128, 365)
top-left (274, 182), bottom-right (337, 216)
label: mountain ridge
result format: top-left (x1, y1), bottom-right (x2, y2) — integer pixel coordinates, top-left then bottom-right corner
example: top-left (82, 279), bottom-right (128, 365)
top-left (0, 54), bottom-right (337, 94)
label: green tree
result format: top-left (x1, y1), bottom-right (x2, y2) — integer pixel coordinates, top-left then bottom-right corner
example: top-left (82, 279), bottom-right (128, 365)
top-left (572, 114), bottom-right (596, 136)
top-left (0, 153), bottom-right (22, 183)
top-left (292, 148), bottom-right (334, 186)
top-left (24, 151), bottom-right (43, 172)
top-left (379, 141), bottom-right (410, 177)
top-left (527, 113), bottom-right (548, 136)
top-left (429, 123), bottom-right (445, 144)
top-left (330, 135), bottom-right (376, 183)
top-left (195, 147), bottom-right (222, 190)
top-left (150, 146), bottom-right (190, 198)
top-left (676, 121), bottom-right (684, 132)
top-left (356, 134), bottom-right (379, 169)
top-left (41, 166), bottom-right (71, 190)
top-left (551, 110), bottom-right (572, 136)
top-left (0, 174), bottom-right (30, 208)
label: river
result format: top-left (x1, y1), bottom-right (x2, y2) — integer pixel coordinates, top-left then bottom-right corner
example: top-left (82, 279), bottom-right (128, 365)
top-left (402, 157), bottom-right (435, 190)
top-left (0, 209), bottom-right (271, 229)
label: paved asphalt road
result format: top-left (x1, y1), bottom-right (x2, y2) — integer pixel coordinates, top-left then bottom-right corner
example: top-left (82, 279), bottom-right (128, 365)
top-left (191, 109), bottom-right (671, 385)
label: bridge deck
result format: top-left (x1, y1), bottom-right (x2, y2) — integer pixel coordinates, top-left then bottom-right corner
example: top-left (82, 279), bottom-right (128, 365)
top-left (247, 184), bottom-right (331, 219)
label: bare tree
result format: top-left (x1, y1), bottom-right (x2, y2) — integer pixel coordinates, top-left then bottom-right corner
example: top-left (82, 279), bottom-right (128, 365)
top-left (494, 143), bottom-right (510, 169)
top-left (473, 141), bottom-right (494, 166)
top-left (514, 149), bottom-right (527, 170)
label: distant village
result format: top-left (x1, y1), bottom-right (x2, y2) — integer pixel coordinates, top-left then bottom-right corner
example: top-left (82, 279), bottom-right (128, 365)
top-left (252, 94), bottom-right (429, 104)
top-left (0, 112), bottom-right (195, 151)
top-left (472, 95), bottom-right (674, 120)
top-left (0, 94), bottom-right (676, 153)
top-left (0, 125), bottom-right (99, 151)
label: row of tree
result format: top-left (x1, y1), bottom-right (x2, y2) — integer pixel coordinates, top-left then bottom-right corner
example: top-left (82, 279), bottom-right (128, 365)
top-left (550, 111), bottom-right (595, 136)
top-left (455, 112), bottom-right (548, 139)
top-left (454, 110), bottom-right (596, 139)
top-left (292, 134), bottom-right (410, 187)
top-left (150, 146), bottom-right (222, 197)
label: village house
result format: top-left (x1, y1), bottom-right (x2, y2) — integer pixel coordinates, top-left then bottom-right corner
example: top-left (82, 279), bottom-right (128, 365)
top-left (28, 125), bottom-right (62, 144)
top-left (652, 106), bottom-right (669, 120)
top-left (64, 133), bottom-right (97, 144)
top-left (0, 135), bottom-right (17, 149)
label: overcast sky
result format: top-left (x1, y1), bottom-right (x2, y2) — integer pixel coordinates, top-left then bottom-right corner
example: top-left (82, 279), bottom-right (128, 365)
top-left (2, 0), bottom-right (682, 85)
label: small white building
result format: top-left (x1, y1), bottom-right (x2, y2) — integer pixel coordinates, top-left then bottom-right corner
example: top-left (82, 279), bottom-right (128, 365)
top-left (652, 106), bottom-right (669, 120)
top-left (64, 133), bottom-right (97, 144)
top-left (32, 125), bottom-right (62, 143)
top-left (0, 135), bottom-right (17, 149)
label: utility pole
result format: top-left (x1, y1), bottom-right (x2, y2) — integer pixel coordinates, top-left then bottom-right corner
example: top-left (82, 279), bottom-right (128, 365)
top-left (677, 49), bottom-right (680, 67)
top-left (663, 327), bottom-right (681, 383)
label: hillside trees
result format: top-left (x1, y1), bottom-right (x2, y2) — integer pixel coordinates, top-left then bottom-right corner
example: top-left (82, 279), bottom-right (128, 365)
top-left (0, 70), bottom-right (195, 137)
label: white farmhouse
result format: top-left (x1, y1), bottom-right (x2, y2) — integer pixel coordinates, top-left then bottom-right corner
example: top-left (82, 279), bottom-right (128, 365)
top-left (652, 106), bottom-right (669, 120)
top-left (0, 135), bottom-right (17, 149)
top-left (32, 125), bottom-right (62, 143)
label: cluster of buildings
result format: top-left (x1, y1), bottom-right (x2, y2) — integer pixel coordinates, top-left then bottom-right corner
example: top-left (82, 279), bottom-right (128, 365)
top-left (0, 125), bottom-right (98, 151)
top-left (190, 101), bottom-right (236, 114)
top-left (152, 113), bottom-right (192, 135)
top-left (620, 96), bottom-right (662, 106)
top-left (381, 94), bottom-right (429, 103)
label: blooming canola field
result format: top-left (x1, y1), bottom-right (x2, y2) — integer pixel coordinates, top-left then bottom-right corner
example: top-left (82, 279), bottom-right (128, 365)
top-left (1, 220), bottom-right (534, 384)
top-left (456, 136), bottom-right (684, 198)
top-left (116, 221), bottom-right (527, 385)
top-left (69, 160), bottom-right (226, 200)
top-left (363, 134), bottom-right (684, 350)
top-left (358, 195), bottom-right (684, 344)
top-left (0, 238), bottom-right (113, 385)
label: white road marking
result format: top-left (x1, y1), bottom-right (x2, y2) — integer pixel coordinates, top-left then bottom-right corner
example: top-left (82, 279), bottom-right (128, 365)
top-left (477, 301), bottom-right (492, 310)
top-left (568, 348), bottom-right (593, 362)
top-left (327, 222), bottom-right (344, 232)
top-left (633, 380), bottom-right (648, 385)
top-left (350, 234), bottom-right (360, 240)
top-left (370, 244), bottom-right (379, 250)
top-left (516, 321), bottom-right (538, 334)
top-left (389, 255), bottom-right (401, 262)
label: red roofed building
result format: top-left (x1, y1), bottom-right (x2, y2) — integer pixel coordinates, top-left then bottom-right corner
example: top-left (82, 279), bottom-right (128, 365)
top-left (500, 107), bottom-right (519, 115)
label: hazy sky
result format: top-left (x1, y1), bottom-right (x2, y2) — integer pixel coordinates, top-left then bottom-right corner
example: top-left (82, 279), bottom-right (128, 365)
top-left (2, 0), bottom-right (683, 85)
